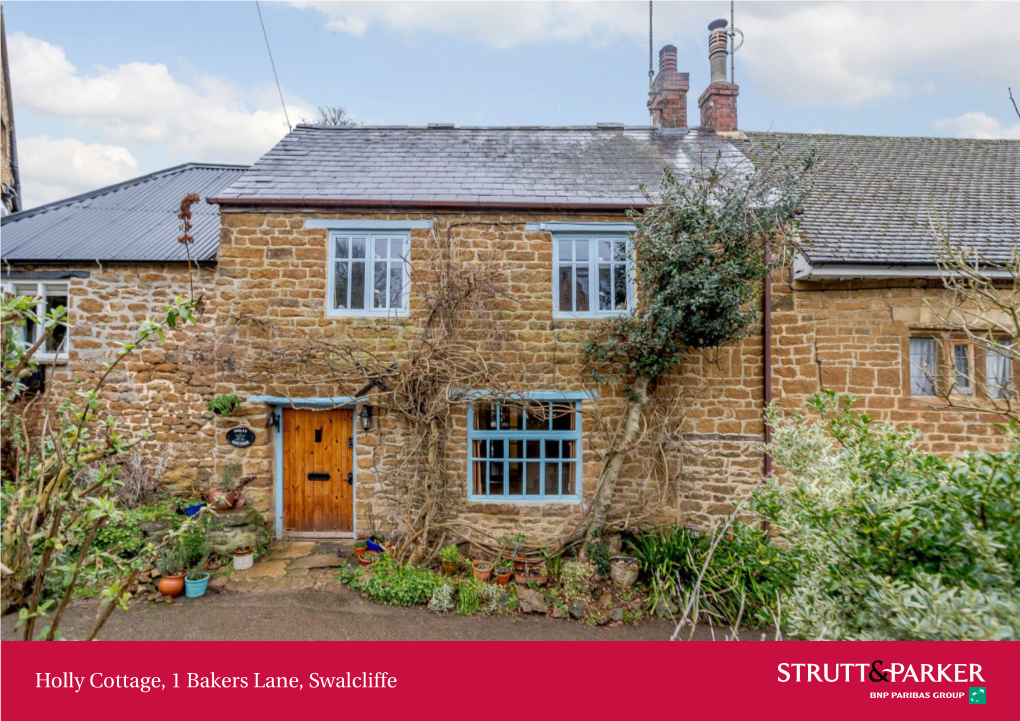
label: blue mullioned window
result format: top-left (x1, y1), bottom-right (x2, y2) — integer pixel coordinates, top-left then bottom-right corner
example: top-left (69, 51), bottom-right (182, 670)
top-left (467, 399), bottom-right (582, 502)
top-left (553, 234), bottom-right (633, 318)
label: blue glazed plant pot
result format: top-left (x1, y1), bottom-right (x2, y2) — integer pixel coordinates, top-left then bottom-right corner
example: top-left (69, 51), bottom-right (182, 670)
top-left (184, 572), bottom-right (210, 598)
top-left (366, 536), bottom-right (384, 553)
top-left (184, 502), bottom-right (206, 518)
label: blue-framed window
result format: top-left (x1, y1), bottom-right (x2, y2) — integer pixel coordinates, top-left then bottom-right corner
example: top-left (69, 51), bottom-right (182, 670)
top-left (468, 399), bottom-right (582, 502)
top-left (328, 231), bottom-right (410, 317)
top-left (553, 234), bottom-right (633, 318)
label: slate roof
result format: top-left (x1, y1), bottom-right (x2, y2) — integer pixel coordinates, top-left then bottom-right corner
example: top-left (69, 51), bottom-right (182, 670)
top-left (737, 132), bottom-right (1020, 266)
top-left (210, 125), bottom-right (747, 208)
top-left (1, 163), bottom-right (246, 263)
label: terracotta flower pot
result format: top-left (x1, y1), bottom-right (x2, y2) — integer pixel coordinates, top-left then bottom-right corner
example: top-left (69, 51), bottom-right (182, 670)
top-left (360, 551), bottom-right (379, 567)
top-left (353, 545), bottom-right (367, 560)
top-left (441, 560), bottom-right (461, 577)
top-left (495, 569), bottom-right (512, 586)
top-left (511, 555), bottom-right (529, 572)
top-left (472, 560), bottom-right (493, 583)
top-left (206, 489), bottom-right (236, 511)
top-left (513, 568), bottom-right (548, 586)
top-left (157, 574), bottom-right (185, 598)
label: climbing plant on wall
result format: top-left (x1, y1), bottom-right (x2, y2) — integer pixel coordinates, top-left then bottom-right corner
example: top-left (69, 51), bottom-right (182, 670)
top-left (582, 144), bottom-right (816, 535)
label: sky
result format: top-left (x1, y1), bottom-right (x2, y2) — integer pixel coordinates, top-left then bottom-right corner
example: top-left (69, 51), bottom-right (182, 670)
top-left (3, 0), bottom-right (1019, 209)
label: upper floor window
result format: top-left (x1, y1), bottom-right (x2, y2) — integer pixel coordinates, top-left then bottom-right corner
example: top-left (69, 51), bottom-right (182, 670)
top-left (468, 399), bottom-right (582, 502)
top-left (553, 234), bottom-right (632, 318)
top-left (909, 334), bottom-right (1014, 400)
top-left (328, 232), bottom-right (409, 317)
top-left (1, 281), bottom-right (70, 360)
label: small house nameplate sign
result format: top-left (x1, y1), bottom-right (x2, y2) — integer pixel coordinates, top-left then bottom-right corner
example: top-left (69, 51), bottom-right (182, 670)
top-left (226, 428), bottom-right (256, 448)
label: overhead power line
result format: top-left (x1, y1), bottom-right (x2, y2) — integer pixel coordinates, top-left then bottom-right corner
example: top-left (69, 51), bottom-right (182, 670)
top-left (255, 1), bottom-right (291, 132)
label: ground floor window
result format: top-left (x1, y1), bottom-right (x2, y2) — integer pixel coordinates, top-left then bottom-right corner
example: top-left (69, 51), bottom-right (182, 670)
top-left (468, 399), bottom-right (581, 502)
top-left (1, 281), bottom-right (70, 359)
top-left (909, 334), bottom-right (1014, 400)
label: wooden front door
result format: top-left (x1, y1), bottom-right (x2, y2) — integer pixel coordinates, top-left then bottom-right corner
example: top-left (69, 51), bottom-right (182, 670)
top-left (282, 408), bottom-right (354, 535)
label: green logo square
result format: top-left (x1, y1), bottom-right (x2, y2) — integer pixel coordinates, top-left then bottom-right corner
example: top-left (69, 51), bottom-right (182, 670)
top-left (969, 687), bottom-right (986, 704)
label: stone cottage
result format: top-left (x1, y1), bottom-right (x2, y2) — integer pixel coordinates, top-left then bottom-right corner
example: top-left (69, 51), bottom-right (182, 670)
top-left (3, 26), bottom-right (1017, 548)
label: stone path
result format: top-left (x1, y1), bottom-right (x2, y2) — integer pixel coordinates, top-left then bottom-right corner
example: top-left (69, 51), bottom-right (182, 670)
top-left (211, 540), bottom-right (354, 595)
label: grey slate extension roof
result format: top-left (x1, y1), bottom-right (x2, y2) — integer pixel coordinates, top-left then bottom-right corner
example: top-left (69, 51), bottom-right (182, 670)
top-left (1, 163), bottom-right (246, 263)
top-left (210, 125), bottom-right (746, 209)
top-left (737, 132), bottom-right (1020, 266)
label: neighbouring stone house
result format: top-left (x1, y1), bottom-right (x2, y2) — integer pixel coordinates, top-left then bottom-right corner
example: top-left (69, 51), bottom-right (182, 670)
top-left (3, 26), bottom-right (1018, 548)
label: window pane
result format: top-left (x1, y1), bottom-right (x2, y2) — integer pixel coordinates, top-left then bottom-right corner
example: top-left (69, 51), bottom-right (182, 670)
top-left (558, 241), bottom-right (572, 262)
top-left (613, 264), bottom-right (628, 310)
top-left (352, 237), bottom-right (366, 259)
top-left (489, 462), bottom-right (505, 495)
top-left (472, 461), bottom-right (486, 495)
top-left (953, 344), bottom-right (972, 392)
top-left (373, 262), bottom-right (388, 308)
top-left (598, 265), bottom-right (612, 311)
top-left (46, 296), bottom-right (69, 353)
top-left (575, 239), bottom-right (589, 262)
top-left (499, 404), bottom-right (523, 430)
top-left (543, 462), bottom-right (560, 496)
top-left (551, 403), bottom-right (575, 431)
top-left (374, 238), bottom-right (388, 260)
top-left (525, 439), bottom-right (541, 460)
top-left (474, 403), bottom-right (496, 430)
top-left (334, 262), bottom-right (349, 309)
top-left (545, 440), bottom-right (560, 458)
top-left (987, 346), bottom-right (1013, 400)
top-left (389, 263), bottom-right (403, 308)
top-left (613, 240), bottom-right (627, 261)
top-left (562, 462), bottom-right (576, 495)
top-left (350, 262), bottom-right (366, 310)
top-left (598, 240), bottom-right (611, 262)
top-left (489, 439), bottom-right (505, 459)
top-left (562, 440), bottom-right (576, 459)
top-left (575, 267), bottom-right (589, 312)
top-left (909, 338), bottom-right (936, 396)
top-left (525, 402), bottom-right (549, 430)
top-left (390, 238), bottom-right (403, 260)
top-left (335, 237), bottom-right (349, 259)
top-left (507, 464), bottom-right (523, 495)
top-left (558, 266), bottom-right (573, 312)
top-left (525, 464), bottom-right (541, 496)
top-left (508, 439), bottom-right (523, 459)
top-left (473, 439), bottom-right (488, 459)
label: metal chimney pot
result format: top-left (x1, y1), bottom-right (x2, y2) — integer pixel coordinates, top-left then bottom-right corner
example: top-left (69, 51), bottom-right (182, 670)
top-left (708, 19), bottom-right (729, 85)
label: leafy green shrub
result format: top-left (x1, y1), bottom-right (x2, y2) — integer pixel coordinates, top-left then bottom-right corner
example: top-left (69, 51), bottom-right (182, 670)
top-left (626, 522), bottom-right (791, 626)
top-left (456, 578), bottom-right (483, 615)
top-left (428, 583), bottom-right (455, 613)
top-left (338, 554), bottom-right (445, 607)
top-left (755, 391), bottom-right (1020, 640)
top-left (585, 532), bottom-right (611, 578)
top-left (438, 545), bottom-right (462, 565)
top-left (560, 561), bottom-right (596, 602)
top-left (207, 394), bottom-right (242, 415)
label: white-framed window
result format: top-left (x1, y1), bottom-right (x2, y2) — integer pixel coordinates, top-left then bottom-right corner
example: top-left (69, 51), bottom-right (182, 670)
top-left (553, 234), bottom-right (633, 318)
top-left (2, 281), bottom-right (70, 360)
top-left (327, 232), bottom-right (410, 317)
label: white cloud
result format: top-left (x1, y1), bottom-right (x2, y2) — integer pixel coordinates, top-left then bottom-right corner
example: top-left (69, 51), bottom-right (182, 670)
top-left (18, 136), bottom-right (139, 207)
top-left (294, 2), bottom-right (1020, 107)
top-left (7, 32), bottom-right (313, 163)
top-left (932, 112), bottom-right (1020, 140)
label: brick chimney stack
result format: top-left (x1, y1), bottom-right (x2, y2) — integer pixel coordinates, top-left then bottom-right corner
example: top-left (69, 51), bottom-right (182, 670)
top-left (698, 20), bottom-right (739, 133)
top-left (648, 45), bottom-right (690, 129)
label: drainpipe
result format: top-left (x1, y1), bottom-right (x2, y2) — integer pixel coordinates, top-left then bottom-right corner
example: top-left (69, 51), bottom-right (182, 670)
top-left (762, 257), bottom-right (773, 478)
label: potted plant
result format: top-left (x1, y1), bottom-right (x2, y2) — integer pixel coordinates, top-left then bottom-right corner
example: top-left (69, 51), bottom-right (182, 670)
top-left (609, 556), bottom-right (639, 587)
top-left (499, 523), bottom-right (530, 571)
top-left (353, 539), bottom-right (368, 560)
top-left (366, 535), bottom-right (385, 553)
top-left (207, 393), bottom-right (242, 416)
top-left (494, 559), bottom-right (513, 586)
top-left (233, 545), bottom-right (254, 571)
top-left (439, 545), bottom-right (462, 577)
top-left (207, 464), bottom-right (255, 511)
top-left (359, 550), bottom-right (379, 567)
top-left (156, 547), bottom-right (186, 598)
top-left (185, 554), bottom-right (211, 598)
top-left (472, 559), bottom-right (493, 583)
top-left (513, 561), bottom-right (548, 586)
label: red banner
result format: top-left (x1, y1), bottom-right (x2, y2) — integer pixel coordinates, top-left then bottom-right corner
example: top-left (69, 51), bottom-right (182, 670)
top-left (1, 640), bottom-right (1015, 719)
